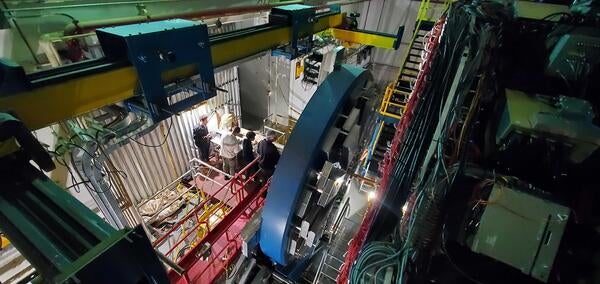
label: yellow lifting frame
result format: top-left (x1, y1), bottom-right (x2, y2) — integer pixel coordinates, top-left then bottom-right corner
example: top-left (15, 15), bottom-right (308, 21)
top-left (0, 13), bottom-right (343, 130)
top-left (330, 28), bottom-right (399, 49)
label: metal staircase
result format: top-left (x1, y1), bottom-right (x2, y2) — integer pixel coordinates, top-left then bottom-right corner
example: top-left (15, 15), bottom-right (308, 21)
top-left (367, 22), bottom-right (435, 174)
top-left (379, 21), bottom-right (434, 120)
top-left (311, 184), bottom-right (372, 284)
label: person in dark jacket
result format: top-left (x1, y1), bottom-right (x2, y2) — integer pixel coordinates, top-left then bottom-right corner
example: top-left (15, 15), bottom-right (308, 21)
top-left (242, 131), bottom-right (258, 176)
top-left (242, 131), bottom-right (256, 165)
top-left (257, 130), bottom-right (280, 181)
top-left (193, 114), bottom-right (211, 162)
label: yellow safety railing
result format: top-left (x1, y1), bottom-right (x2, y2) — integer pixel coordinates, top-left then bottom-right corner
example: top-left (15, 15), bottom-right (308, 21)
top-left (378, 82), bottom-right (408, 120)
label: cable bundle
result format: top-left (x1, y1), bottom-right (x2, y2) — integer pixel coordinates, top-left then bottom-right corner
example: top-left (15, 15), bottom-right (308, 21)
top-left (338, 15), bottom-right (447, 284)
top-left (349, 241), bottom-right (406, 283)
top-left (343, 1), bottom-right (513, 283)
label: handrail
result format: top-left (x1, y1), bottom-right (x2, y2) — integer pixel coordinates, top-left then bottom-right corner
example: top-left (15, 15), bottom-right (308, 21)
top-left (162, 169), bottom-right (259, 257)
top-left (137, 157), bottom-right (226, 211)
top-left (189, 158), bottom-right (232, 178)
top-left (263, 125), bottom-right (286, 135)
top-left (153, 156), bottom-right (260, 247)
top-left (186, 179), bottom-right (269, 283)
top-left (262, 113), bottom-right (298, 125)
top-left (137, 168), bottom-right (194, 208)
top-left (378, 83), bottom-right (406, 120)
top-left (145, 183), bottom-right (200, 223)
top-left (152, 156), bottom-right (268, 283)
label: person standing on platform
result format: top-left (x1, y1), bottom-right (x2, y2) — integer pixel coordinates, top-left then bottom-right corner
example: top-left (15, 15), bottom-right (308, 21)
top-left (242, 131), bottom-right (258, 175)
top-left (221, 126), bottom-right (241, 179)
top-left (193, 114), bottom-right (211, 163)
top-left (257, 130), bottom-right (280, 182)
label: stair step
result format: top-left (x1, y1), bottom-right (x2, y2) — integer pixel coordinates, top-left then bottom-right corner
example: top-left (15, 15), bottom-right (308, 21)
top-left (381, 129), bottom-right (395, 136)
top-left (409, 55), bottom-right (421, 62)
top-left (409, 49), bottom-right (423, 56)
top-left (377, 143), bottom-right (391, 150)
top-left (404, 61), bottom-right (420, 68)
top-left (373, 153), bottom-right (384, 160)
top-left (396, 86), bottom-right (412, 93)
top-left (395, 88), bottom-right (412, 94)
top-left (396, 80), bottom-right (411, 88)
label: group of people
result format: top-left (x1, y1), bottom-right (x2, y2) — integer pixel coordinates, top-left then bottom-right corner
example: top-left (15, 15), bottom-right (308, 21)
top-left (193, 114), bottom-right (280, 182)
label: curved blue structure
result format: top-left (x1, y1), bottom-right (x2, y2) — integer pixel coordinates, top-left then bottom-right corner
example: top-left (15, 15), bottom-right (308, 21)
top-left (259, 64), bottom-right (369, 266)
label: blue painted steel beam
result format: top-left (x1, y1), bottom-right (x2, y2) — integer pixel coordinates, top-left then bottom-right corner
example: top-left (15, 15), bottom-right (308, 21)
top-left (259, 64), bottom-right (369, 265)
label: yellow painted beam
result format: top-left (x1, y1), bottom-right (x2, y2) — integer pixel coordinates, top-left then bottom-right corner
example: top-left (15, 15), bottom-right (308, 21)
top-left (1, 234), bottom-right (9, 249)
top-left (211, 28), bottom-right (290, 68)
top-left (0, 67), bottom-right (137, 131)
top-left (330, 28), bottom-right (398, 49)
top-left (0, 13), bottom-right (343, 130)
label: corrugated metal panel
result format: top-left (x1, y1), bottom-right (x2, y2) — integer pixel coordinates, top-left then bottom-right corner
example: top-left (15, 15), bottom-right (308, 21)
top-left (109, 67), bottom-right (240, 204)
top-left (207, 22), bottom-right (237, 35)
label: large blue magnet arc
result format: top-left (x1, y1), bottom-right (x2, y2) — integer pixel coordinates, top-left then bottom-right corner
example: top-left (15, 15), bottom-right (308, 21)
top-left (259, 64), bottom-right (369, 265)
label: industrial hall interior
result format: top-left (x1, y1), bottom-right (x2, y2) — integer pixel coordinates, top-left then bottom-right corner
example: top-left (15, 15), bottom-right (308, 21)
top-left (1, 0), bottom-right (600, 283)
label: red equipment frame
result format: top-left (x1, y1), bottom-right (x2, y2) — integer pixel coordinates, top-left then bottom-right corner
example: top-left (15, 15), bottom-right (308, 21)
top-left (151, 157), bottom-right (268, 283)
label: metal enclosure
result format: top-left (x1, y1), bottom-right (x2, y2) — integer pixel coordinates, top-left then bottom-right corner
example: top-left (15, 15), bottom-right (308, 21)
top-left (468, 184), bottom-right (570, 282)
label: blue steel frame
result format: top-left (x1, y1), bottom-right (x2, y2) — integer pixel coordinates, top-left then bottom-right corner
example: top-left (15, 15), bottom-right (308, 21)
top-left (259, 64), bottom-right (369, 266)
top-left (96, 19), bottom-right (215, 122)
top-left (269, 4), bottom-right (316, 59)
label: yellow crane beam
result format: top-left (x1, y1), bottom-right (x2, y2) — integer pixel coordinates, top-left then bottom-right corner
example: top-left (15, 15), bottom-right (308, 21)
top-left (0, 13), bottom-right (343, 130)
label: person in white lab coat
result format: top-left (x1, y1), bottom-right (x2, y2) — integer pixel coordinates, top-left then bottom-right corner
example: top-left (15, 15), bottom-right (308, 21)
top-left (220, 126), bottom-right (241, 179)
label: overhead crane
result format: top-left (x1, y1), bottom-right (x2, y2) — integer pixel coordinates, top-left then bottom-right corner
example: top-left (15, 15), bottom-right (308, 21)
top-left (0, 4), bottom-right (401, 283)
top-left (0, 4), bottom-right (401, 130)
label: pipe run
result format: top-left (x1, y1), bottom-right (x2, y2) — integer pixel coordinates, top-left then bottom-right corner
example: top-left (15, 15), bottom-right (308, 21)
top-left (63, 0), bottom-right (370, 35)
top-left (64, 1), bottom-right (303, 35)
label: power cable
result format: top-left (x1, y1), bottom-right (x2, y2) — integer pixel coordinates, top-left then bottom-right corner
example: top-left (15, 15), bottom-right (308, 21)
top-left (125, 117), bottom-right (175, 148)
top-left (66, 180), bottom-right (91, 190)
